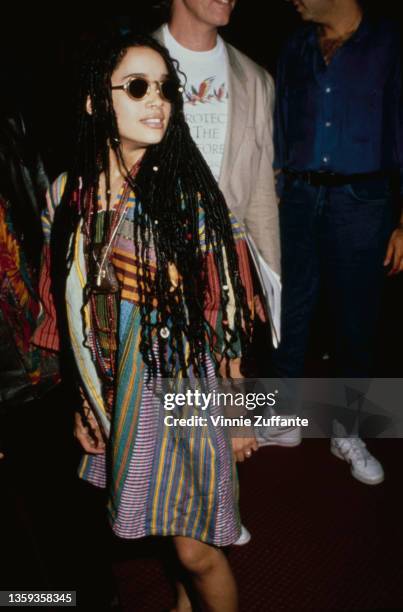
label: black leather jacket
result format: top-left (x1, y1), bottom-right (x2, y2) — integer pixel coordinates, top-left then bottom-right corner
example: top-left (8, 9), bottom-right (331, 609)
top-left (0, 113), bottom-right (47, 269)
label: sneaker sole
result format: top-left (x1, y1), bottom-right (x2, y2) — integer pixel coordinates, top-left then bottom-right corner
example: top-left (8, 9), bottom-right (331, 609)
top-left (258, 437), bottom-right (302, 448)
top-left (330, 445), bottom-right (384, 486)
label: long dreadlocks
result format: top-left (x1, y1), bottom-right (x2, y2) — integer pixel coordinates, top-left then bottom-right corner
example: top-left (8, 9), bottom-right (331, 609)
top-left (52, 33), bottom-right (253, 380)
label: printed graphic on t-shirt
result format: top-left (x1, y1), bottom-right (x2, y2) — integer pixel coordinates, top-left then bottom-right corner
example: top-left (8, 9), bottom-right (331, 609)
top-left (184, 77), bottom-right (229, 105)
top-left (182, 76), bottom-right (229, 180)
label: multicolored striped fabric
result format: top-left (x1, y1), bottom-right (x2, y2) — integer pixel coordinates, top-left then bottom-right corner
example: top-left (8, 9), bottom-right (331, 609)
top-left (32, 174), bottom-right (67, 352)
top-left (0, 195), bottom-right (58, 390)
top-left (35, 172), bottom-right (258, 546)
top-left (110, 196), bottom-right (158, 305)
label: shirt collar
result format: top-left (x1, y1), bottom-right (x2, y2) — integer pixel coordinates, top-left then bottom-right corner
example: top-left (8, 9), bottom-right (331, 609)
top-left (304, 11), bottom-right (371, 46)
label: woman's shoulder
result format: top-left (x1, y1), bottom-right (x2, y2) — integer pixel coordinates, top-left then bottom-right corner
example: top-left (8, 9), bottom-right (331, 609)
top-left (42, 173), bottom-right (69, 230)
top-left (49, 172), bottom-right (68, 207)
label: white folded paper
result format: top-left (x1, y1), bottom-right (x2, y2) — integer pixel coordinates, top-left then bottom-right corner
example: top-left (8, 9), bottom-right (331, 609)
top-left (245, 233), bottom-right (282, 348)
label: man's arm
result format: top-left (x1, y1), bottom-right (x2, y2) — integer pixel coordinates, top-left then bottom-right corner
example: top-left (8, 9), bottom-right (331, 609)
top-left (383, 42), bottom-right (403, 276)
top-left (244, 70), bottom-right (281, 276)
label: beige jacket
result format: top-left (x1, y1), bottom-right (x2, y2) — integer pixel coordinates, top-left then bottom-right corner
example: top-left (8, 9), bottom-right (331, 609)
top-left (154, 27), bottom-right (281, 275)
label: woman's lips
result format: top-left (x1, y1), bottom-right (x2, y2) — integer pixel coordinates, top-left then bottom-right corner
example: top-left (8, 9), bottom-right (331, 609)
top-left (141, 118), bottom-right (164, 129)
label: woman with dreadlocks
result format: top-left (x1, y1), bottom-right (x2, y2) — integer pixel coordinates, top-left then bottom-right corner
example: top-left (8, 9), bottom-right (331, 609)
top-left (35, 33), bottom-right (259, 611)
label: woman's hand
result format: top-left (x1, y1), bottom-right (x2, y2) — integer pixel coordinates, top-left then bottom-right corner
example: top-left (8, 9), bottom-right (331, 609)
top-left (74, 409), bottom-right (106, 454)
top-left (232, 435), bottom-right (258, 463)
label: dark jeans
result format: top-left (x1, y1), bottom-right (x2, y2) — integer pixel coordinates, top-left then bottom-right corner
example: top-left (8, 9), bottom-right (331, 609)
top-left (272, 176), bottom-right (394, 379)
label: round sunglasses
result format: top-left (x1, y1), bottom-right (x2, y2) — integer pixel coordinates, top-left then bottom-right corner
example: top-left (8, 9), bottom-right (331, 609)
top-left (111, 76), bottom-right (181, 103)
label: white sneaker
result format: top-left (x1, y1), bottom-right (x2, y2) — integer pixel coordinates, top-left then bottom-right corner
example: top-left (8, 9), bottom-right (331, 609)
top-left (257, 423), bottom-right (302, 448)
top-left (233, 524), bottom-right (251, 546)
top-left (331, 436), bottom-right (384, 485)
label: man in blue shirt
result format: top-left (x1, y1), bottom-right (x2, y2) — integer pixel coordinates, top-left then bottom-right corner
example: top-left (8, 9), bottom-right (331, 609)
top-left (273, 0), bottom-right (403, 484)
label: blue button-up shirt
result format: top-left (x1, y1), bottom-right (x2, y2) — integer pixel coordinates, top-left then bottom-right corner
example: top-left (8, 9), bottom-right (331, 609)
top-left (274, 16), bottom-right (403, 192)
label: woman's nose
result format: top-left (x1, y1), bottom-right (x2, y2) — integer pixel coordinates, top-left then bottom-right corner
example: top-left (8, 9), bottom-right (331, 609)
top-left (146, 82), bottom-right (164, 106)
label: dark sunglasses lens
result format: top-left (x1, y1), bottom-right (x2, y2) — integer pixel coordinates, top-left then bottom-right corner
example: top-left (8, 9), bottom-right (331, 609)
top-left (161, 80), bottom-right (179, 102)
top-left (128, 78), bottom-right (149, 99)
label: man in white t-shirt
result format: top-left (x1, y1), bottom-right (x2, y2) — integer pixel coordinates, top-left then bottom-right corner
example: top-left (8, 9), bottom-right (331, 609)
top-left (154, 0), bottom-right (280, 278)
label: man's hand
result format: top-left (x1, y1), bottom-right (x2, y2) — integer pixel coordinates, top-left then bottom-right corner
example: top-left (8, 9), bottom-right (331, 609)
top-left (384, 228), bottom-right (403, 276)
top-left (232, 435), bottom-right (258, 462)
top-left (74, 410), bottom-right (106, 454)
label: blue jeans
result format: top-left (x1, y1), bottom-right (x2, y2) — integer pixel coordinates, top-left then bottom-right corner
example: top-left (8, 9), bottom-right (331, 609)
top-left (272, 176), bottom-right (394, 378)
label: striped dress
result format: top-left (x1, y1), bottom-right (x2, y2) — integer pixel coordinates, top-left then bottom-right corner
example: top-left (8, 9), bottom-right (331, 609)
top-left (35, 173), bottom-right (256, 546)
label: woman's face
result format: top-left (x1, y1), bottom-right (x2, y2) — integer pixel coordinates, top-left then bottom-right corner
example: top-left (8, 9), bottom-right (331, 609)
top-left (110, 46), bottom-right (172, 153)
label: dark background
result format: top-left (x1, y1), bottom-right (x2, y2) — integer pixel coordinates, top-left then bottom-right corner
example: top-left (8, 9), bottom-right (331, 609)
top-left (0, 1), bottom-right (402, 179)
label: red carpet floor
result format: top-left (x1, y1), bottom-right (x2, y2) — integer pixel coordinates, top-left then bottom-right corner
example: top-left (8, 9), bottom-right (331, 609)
top-left (110, 439), bottom-right (403, 612)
